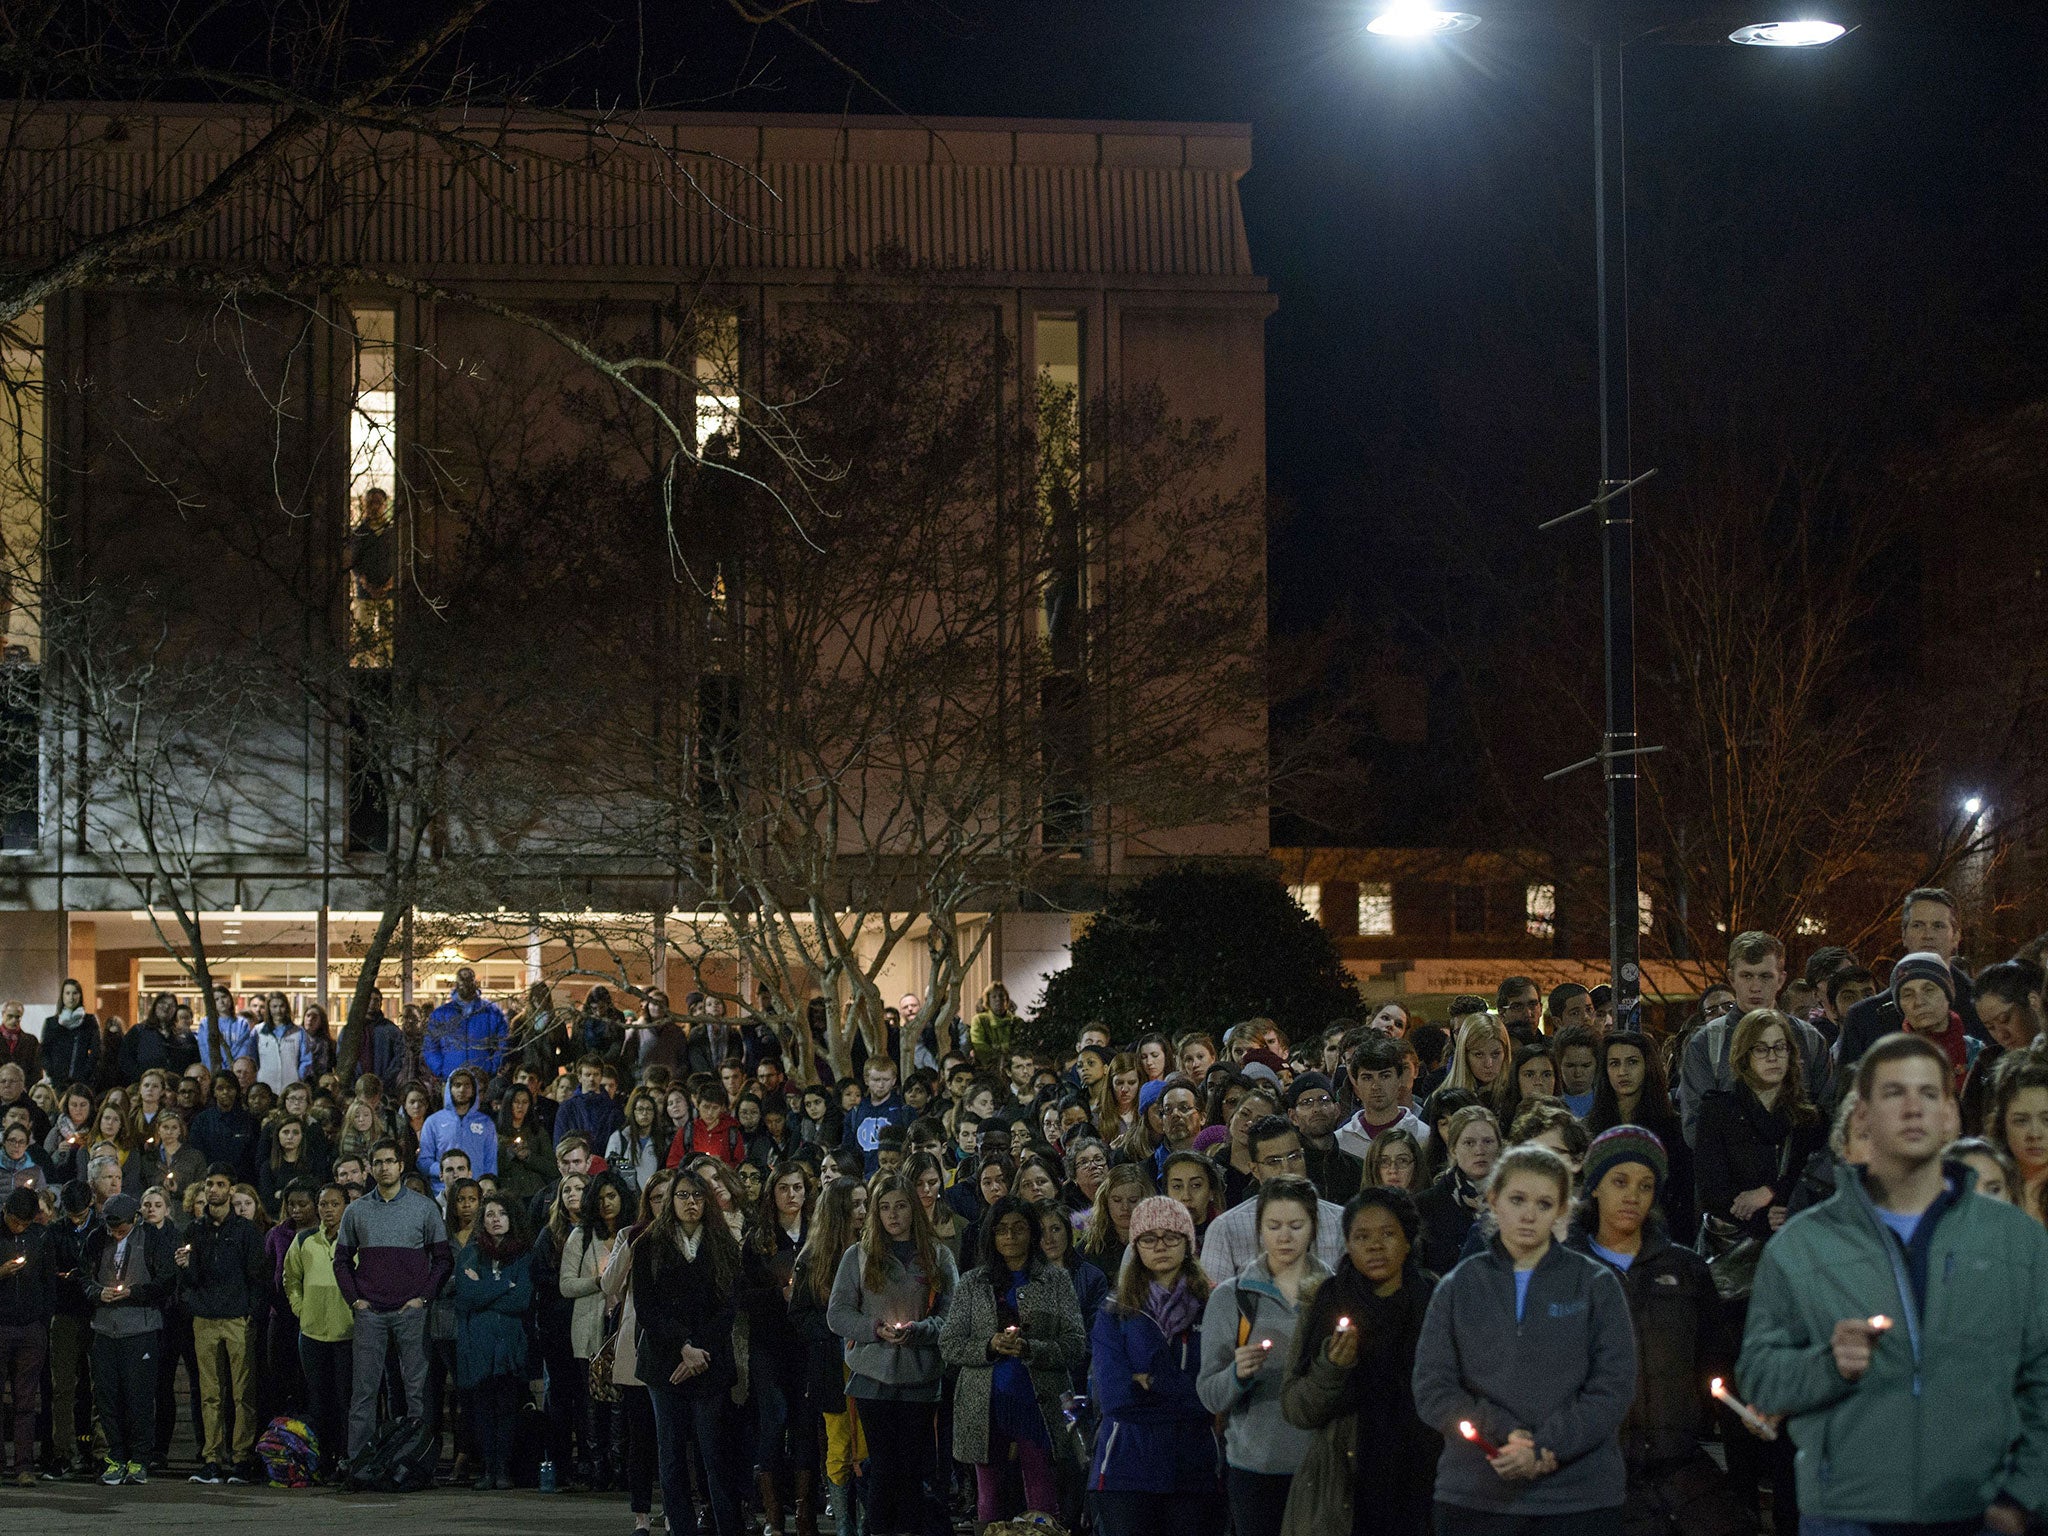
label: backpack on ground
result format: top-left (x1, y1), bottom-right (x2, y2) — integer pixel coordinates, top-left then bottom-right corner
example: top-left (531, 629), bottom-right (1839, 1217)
top-left (255, 1415), bottom-right (320, 1488)
top-left (343, 1415), bottom-right (437, 1493)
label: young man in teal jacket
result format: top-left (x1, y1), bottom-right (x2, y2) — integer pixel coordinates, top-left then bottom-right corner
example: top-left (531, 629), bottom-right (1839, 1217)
top-left (1739, 1031), bottom-right (2048, 1536)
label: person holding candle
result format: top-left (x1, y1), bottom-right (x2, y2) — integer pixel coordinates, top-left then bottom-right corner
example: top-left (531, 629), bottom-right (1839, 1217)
top-left (827, 1170), bottom-right (957, 1536)
top-left (1279, 1186), bottom-right (1440, 1536)
top-left (81, 1192), bottom-right (177, 1485)
top-left (1412, 1143), bottom-right (1636, 1534)
top-left (1739, 1032), bottom-right (2048, 1536)
top-left (1565, 1126), bottom-right (1751, 1536)
top-left (1085, 1193), bottom-right (1220, 1536)
top-left (0, 1186), bottom-right (56, 1486)
top-left (1198, 1174), bottom-right (1329, 1536)
top-left (938, 1195), bottom-right (1087, 1523)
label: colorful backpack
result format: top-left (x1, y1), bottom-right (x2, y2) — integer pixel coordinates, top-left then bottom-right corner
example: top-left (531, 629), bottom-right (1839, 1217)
top-left (255, 1415), bottom-right (320, 1488)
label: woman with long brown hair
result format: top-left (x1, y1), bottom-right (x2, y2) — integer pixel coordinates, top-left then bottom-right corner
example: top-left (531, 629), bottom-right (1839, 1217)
top-left (635, 1167), bottom-right (746, 1536)
top-left (742, 1160), bottom-right (820, 1536)
top-left (1093, 1053), bottom-right (1144, 1140)
top-left (1078, 1162), bottom-right (1153, 1280)
top-left (826, 1172), bottom-right (957, 1536)
top-left (792, 1177), bottom-right (870, 1536)
top-left (609, 1168), bottom-right (674, 1536)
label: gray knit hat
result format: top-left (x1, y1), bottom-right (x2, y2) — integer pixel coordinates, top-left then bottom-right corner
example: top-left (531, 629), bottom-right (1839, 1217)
top-left (1889, 951), bottom-right (1955, 1009)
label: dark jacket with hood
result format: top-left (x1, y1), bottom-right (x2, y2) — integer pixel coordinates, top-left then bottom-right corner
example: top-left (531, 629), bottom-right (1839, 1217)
top-left (1694, 1083), bottom-right (1829, 1241)
top-left (1566, 1219), bottom-right (1729, 1468)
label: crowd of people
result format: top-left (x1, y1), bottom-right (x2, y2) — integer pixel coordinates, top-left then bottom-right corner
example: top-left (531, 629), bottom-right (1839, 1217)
top-left (0, 882), bottom-right (2046, 1536)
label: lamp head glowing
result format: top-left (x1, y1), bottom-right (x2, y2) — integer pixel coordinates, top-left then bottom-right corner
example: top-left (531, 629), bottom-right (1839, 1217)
top-left (1368, 2), bottom-right (1482, 37)
top-left (1729, 20), bottom-right (1846, 46)
top-left (1963, 796), bottom-right (1984, 817)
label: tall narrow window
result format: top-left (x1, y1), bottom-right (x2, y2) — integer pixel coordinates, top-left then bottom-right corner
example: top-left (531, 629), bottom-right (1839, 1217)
top-left (1525, 882), bottom-right (1557, 939)
top-left (1035, 314), bottom-right (1087, 853)
top-left (0, 307), bottom-right (42, 849)
top-left (1358, 883), bottom-right (1395, 937)
top-left (347, 306), bottom-right (397, 669)
top-left (695, 310), bottom-right (740, 457)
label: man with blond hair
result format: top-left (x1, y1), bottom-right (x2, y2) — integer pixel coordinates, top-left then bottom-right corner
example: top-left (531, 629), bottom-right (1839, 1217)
top-left (1679, 931), bottom-right (1831, 1145)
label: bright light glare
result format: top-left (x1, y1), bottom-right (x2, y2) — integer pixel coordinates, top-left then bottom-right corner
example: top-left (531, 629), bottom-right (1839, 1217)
top-left (1963, 796), bottom-right (1985, 817)
top-left (1729, 20), bottom-right (1846, 46)
top-left (1367, 2), bottom-right (1481, 37)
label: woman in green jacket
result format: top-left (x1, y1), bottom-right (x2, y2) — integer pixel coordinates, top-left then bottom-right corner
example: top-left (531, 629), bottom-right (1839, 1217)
top-left (452, 1195), bottom-right (536, 1491)
top-left (283, 1182), bottom-right (354, 1478)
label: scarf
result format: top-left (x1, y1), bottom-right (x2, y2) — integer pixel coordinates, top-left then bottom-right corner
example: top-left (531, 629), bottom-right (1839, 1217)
top-left (1449, 1165), bottom-right (1486, 1212)
top-left (55, 1006), bottom-right (86, 1029)
top-left (1143, 1278), bottom-right (1201, 1340)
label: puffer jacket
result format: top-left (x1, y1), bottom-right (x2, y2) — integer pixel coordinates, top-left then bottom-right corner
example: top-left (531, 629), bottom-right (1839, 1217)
top-left (1738, 1160), bottom-right (2048, 1524)
top-left (938, 1259), bottom-right (1087, 1464)
top-left (1566, 1222), bottom-right (1729, 1467)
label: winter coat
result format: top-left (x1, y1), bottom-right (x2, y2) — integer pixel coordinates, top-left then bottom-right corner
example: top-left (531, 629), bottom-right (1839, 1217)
top-left (1694, 1084), bottom-right (1828, 1241)
top-left (789, 1250), bottom-right (853, 1408)
top-left (1737, 1159), bottom-right (2048, 1523)
top-left (1412, 1236), bottom-right (1636, 1516)
top-left (739, 1221), bottom-right (807, 1364)
top-left (423, 995), bottom-right (508, 1082)
top-left (0, 1027), bottom-right (40, 1083)
top-left (632, 1229), bottom-right (738, 1399)
top-left (189, 1105), bottom-right (260, 1182)
top-left (1278, 1264), bottom-right (1439, 1536)
top-left (177, 1208), bottom-right (267, 1319)
top-left (39, 1011), bottom-right (102, 1093)
top-left (1566, 1223), bottom-right (1729, 1467)
top-left (0, 1219), bottom-right (57, 1326)
top-left (282, 1226), bottom-right (354, 1344)
top-left (452, 1241), bottom-right (534, 1389)
top-left (1086, 1294), bottom-right (1217, 1494)
top-left (938, 1260), bottom-right (1087, 1465)
top-left (827, 1240), bottom-right (956, 1399)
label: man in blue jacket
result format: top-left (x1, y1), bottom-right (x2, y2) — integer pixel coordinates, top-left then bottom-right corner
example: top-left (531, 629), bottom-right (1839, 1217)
top-left (841, 1056), bottom-right (909, 1176)
top-left (552, 1053), bottom-right (621, 1149)
top-left (424, 968), bottom-right (507, 1083)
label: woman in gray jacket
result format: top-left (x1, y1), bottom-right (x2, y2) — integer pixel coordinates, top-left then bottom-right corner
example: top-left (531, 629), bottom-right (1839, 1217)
top-left (827, 1170), bottom-right (957, 1536)
top-left (1198, 1175), bottom-right (1329, 1536)
top-left (938, 1195), bottom-right (1087, 1523)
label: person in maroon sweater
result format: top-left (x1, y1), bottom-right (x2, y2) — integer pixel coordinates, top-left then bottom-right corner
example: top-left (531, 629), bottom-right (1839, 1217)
top-left (332, 1138), bottom-right (450, 1461)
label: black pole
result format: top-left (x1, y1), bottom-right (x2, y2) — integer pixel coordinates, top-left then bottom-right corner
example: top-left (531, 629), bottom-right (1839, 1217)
top-left (1594, 3), bottom-right (1641, 1029)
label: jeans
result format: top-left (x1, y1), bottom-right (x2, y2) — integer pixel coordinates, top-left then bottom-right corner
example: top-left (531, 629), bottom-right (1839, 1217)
top-left (347, 1304), bottom-right (428, 1459)
top-left (89, 1329), bottom-right (159, 1466)
top-left (852, 1397), bottom-right (935, 1536)
top-left (0, 1322), bottom-right (46, 1469)
top-left (193, 1315), bottom-right (254, 1465)
top-left (750, 1343), bottom-right (817, 1476)
top-left (650, 1383), bottom-right (742, 1536)
top-left (47, 1314), bottom-right (94, 1461)
top-left (154, 1306), bottom-right (200, 1460)
top-left (298, 1334), bottom-right (353, 1470)
top-left (621, 1383), bottom-right (656, 1517)
top-left (467, 1374), bottom-right (524, 1480)
top-left (1093, 1489), bottom-right (1225, 1536)
top-left (1227, 1466), bottom-right (1292, 1536)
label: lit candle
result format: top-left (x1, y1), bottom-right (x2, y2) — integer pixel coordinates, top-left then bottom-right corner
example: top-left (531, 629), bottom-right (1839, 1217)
top-left (1336, 1317), bottom-right (1353, 1331)
top-left (1710, 1378), bottom-right (1777, 1440)
top-left (1866, 1315), bottom-right (1893, 1334)
top-left (1458, 1420), bottom-right (1500, 1457)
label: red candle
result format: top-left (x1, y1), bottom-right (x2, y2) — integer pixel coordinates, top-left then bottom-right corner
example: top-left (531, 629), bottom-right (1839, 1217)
top-left (1458, 1420), bottom-right (1500, 1457)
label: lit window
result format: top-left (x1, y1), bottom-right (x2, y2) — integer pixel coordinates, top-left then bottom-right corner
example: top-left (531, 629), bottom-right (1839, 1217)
top-left (347, 306), bottom-right (397, 668)
top-left (1638, 890), bottom-right (1655, 937)
top-left (1358, 882), bottom-right (1395, 937)
top-left (1525, 883), bottom-right (1556, 939)
top-left (695, 310), bottom-right (740, 455)
top-left (1796, 914), bottom-right (1827, 937)
top-left (1289, 884), bottom-right (1322, 923)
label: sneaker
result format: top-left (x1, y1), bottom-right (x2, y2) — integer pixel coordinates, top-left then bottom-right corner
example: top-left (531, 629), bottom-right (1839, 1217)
top-left (99, 1460), bottom-right (124, 1486)
top-left (190, 1462), bottom-right (225, 1485)
top-left (123, 1463), bottom-right (146, 1486)
top-left (227, 1460), bottom-right (258, 1485)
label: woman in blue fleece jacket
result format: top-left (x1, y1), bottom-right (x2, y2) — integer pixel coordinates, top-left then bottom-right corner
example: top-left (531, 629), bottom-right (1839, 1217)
top-left (1087, 1194), bottom-right (1222, 1536)
top-left (1412, 1143), bottom-right (1637, 1535)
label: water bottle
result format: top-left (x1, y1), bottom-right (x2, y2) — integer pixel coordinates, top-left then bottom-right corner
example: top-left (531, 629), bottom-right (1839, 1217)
top-left (538, 1458), bottom-right (556, 1493)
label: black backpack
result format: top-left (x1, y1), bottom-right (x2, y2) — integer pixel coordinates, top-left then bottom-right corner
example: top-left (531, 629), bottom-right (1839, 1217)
top-left (343, 1415), bottom-right (437, 1493)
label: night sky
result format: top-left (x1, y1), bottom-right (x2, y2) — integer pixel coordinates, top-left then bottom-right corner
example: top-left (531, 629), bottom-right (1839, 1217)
top-left (520, 0), bottom-right (2048, 838)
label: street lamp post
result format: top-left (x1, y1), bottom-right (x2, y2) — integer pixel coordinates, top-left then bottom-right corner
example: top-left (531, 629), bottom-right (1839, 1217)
top-left (1366, 1), bottom-right (1842, 1030)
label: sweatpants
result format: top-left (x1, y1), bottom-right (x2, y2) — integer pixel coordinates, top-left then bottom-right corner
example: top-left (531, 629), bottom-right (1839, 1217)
top-left (89, 1330), bottom-right (159, 1466)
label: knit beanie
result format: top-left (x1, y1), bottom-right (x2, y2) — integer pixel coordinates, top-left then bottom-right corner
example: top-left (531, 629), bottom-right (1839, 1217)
top-left (1583, 1124), bottom-right (1668, 1198)
top-left (1137, 1079), bottom-right (1168, 1116)
top-left (1890, 951), bottom-right (1955, 1008)
top-left (1126, 1194), bottom-right (1196, 1248)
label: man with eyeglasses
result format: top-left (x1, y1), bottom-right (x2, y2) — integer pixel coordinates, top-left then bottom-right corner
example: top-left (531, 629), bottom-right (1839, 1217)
top-left (1149, 1077), bottom-right (1205, 1181)
top-left (1198, 1115), bottom-right (1345, 1281)
top-left (1496, 976), bottom-right (1544, 1048)
top-left (332, 1136), bottom-right (450, 1465)
top-left (1282, 1072), bottom-right (1361, 1204)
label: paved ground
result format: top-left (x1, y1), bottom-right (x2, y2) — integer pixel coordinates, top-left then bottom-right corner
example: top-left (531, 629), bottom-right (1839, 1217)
top-left (3, 1478), bottom-right (649, 1531)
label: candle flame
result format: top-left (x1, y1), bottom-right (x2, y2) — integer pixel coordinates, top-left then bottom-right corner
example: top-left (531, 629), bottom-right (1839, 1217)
top-left (1868, 1314), bottom-right (1892, 1332)
top-left (1459, 1420), bottom-right (1477, 1439)
top-left (1710, 1377), bottom-right (1726, 1396)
